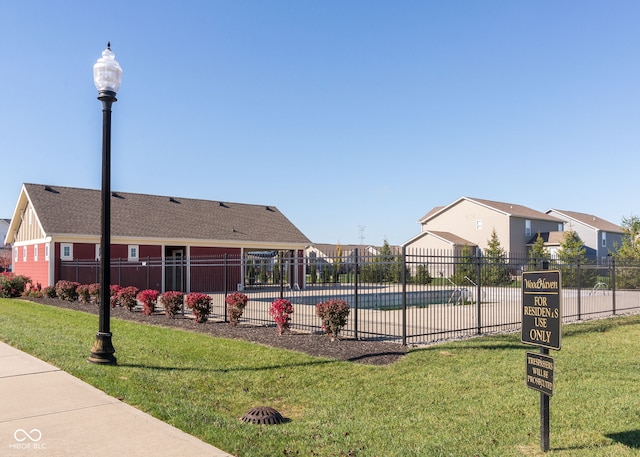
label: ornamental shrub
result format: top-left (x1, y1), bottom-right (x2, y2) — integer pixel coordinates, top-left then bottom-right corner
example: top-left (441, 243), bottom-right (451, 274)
top-left (225, 291), bottom-right (249, 326)
top-left (109, 285), bottom-right (122, 308)
top-left (0, 273), bottom-right (31, 298)
top-left (316, 298), bottom-right (350, 339)
top-left (55, 280), bottom-right (80, 301)
top-left (76, 284), bottom-right (91, 304)
top-left (137, 289), bottom-right (160, 315)
top-left (43, 286), bottom-right (57, 298)
top-left (23, 281), bottom-right (43, 298)
top-left (159, 291), bottom-right (184, 318)
top-left (185, 292), bottom-right (212, 323)
top-left (88, 283), bottom-right (100, 304)
top-left (115, 286), bottom-right (139, 311)
top-left (269, 298), bottom-right (294, 334)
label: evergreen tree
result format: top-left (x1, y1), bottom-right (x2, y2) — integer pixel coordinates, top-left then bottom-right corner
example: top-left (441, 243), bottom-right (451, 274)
top-left (452, 244), bottom-right (476, 285)
top-left (528, 232), bottom-right (549, 270)
top-left (414, 264), bottom-right (432, 285)
top-left (613, 215), bottom-right (640, 289)
top-left (334, 243), bottom-right (343, 283)
top-left (557, 230), bottom-right (588, 287)
top-left (614, 215), bottom-right (640, 260)
top-left (482, 229), bottom-right (511, 285)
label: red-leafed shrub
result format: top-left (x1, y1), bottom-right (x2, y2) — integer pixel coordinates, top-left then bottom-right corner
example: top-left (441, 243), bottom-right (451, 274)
top-left (225, 291), bottom-right (249, 326)
top-left (55, 280), bottom-right (80, 301)
top-left (185, 292), bottom-right (212, 323)
top-left (116, 286), bottom-right (139, 311)
top-left (159, 291), bottom-right (183, 318)
top-left (316, 299), bottom-right (350, 340)
top-left (137, 289), bottom-right (160, 315)
top-left (269, 299), bottom-right (294, 335)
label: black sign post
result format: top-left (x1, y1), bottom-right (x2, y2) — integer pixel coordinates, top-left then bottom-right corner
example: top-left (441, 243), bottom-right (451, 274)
top-left (522, 270), bottom-right (561, 452)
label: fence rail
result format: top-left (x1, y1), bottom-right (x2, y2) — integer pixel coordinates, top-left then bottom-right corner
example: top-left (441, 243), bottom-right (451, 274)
top-left (59, 249), bottom-right (640, 345)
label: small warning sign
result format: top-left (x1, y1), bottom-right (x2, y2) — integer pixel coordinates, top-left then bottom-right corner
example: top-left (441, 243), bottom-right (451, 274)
top-left (526, 352), bottom-right (554, 396)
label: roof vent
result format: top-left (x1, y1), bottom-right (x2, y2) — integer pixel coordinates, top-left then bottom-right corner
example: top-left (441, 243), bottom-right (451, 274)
top-left (219, 202), bottom-right (229, 208)
top-left (111, 192), bottom-right (124, 199)
top-left (241, 406), bottom-right (286, 425)
top-left (265, 206), bottom-right (275, 212)
top-left (44, 185), bottom-right (59, 194)
top-left (169, 197), bottom-right (180, 204)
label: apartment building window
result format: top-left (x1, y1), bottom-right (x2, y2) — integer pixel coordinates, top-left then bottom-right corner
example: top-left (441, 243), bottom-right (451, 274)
top-left (34, 245), bottom-right (38, 261)
top-left (602, 233), bottom-right (607, 248)
top-left (23, 246), bottom-right (27, 262)
top-left (45, 244), bottom-right (50, 261)
top-left (476, 220), bottom-right (483, 230)
top-left (14, 247), bottom-right (18, 262)
top-left (525, 220), bottom-right (532, 237)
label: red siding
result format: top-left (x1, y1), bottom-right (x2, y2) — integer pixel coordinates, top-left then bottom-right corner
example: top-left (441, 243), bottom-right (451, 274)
top-left (190, 247), bottom-right (242, 292)
top-left (73, 243), bottom-right (96, 259)
top-left (190, 247), bottom-right (241, 256)
top-left (111, 244), bottom-right (128, 260)
top-left (139, 245), bottom-right (162, 258)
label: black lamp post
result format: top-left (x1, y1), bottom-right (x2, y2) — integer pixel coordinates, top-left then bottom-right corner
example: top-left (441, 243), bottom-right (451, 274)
top-left (88, 43), bottom-right (122, 365)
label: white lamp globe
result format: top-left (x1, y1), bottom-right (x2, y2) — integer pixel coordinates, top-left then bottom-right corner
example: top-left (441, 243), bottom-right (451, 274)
top-left (93, 43), bottom-right (122, 94)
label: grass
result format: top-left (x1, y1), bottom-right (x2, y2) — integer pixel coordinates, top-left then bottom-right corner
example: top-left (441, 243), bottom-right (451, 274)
top-left (1, 298), bottom-right (640, 456)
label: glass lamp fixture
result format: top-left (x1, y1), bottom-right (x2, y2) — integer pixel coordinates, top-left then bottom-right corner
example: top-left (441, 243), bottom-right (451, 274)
top-left (93, 42), bottom-right (122, 95)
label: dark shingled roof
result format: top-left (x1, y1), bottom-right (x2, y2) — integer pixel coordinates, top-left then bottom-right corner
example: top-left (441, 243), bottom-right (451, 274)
top-left (24, 183), bottom-right (311, 244)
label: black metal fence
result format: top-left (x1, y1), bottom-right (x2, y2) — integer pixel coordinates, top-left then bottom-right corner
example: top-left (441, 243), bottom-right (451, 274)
top-left (60, 249), bottom-right (640, 345)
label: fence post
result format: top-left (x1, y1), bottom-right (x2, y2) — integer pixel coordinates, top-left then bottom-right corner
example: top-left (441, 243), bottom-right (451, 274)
top-left (611, 257), bottom-right (616, 315)
top-left (146, 256), bottom-right (151, 289)
top-left (224, 253), bottom-right (228, 323)
top-left (75, 259), bottom-right (80, 282)
top-left (354, 248), bottom-right (359, 340)
top-left (279, 251), bottom-right (284, 299)
top-left (476, 254), bottom-right (482, 335)
top-left (401, 246), bottom-right (407, 346)
top-left (576, 261), bottom-right (581, 320)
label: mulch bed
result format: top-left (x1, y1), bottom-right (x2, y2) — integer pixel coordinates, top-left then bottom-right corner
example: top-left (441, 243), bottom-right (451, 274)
top-left (23, 297), bottom-right (408, 366)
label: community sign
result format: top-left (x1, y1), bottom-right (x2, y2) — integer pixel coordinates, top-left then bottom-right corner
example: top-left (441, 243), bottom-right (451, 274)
top-left (521, 270), bottom-right (561, 350)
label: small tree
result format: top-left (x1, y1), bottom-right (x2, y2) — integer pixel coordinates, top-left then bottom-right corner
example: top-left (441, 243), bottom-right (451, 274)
top-left (452, 245), bottom-right (476, 285)
top-left (557, 230), bottom-right (588, 287)
top-left (528, 233), bottom-right (549, 270)
top-left (483, 229), bottom-right (511, 286)
top-left (613, 215), bottom-right (640, 289)
top-left (414, 265), bottom-right (432, 285)
top-left (334, 243), bottom-right (343, 283)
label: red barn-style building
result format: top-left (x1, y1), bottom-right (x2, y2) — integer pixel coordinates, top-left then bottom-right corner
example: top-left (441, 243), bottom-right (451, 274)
top-left (5, 184), bottom-right (311, 292)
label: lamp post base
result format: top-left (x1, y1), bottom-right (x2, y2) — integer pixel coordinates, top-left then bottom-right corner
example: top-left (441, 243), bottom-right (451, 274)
top-left (87, 332), bottom-right (117, 365)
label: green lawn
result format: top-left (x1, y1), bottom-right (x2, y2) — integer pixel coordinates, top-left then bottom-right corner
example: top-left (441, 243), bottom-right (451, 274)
top-left (1, 298), bottom-right (639, 456)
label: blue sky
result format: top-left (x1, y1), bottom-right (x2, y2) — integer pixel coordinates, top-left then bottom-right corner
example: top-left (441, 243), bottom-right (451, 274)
top-left (2, 1), bottom-right (639, 246)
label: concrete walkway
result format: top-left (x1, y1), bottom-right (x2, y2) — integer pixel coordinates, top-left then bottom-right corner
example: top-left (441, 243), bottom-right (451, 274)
top-left (0, 342), bottom-right (232, 457)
